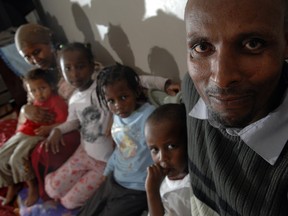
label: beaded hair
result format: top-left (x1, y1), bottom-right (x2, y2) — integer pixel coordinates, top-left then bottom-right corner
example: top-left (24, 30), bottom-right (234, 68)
top-left (96, 63), bottom-right (147, 108)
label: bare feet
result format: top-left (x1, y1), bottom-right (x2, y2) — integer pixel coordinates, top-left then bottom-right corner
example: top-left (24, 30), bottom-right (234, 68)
top-left (25, 181), bottom-right (39, 207)
top-left (2, 184), bottom-right (20, 206)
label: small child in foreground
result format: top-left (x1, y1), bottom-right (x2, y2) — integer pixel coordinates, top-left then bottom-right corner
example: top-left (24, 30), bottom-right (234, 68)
top-left (0, 68), bottom-right (68, 207)
top-left (145, 103), bottom-right (191, 216)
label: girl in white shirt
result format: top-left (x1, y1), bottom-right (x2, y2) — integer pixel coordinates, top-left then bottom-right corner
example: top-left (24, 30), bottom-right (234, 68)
top-left (44, 42), bottom-right (114, 209)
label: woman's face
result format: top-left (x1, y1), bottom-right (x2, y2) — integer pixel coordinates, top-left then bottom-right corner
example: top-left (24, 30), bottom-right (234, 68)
top-left (19, 43), bottom-right (56, 69)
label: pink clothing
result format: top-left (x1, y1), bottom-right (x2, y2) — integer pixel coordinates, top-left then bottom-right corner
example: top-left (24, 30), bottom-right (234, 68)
top-left (45, 81), bottom-right (113, 209)
top-left (45, 144), bottom-right (106, 209)
top-left (17, 94), bottom-right (68, 136)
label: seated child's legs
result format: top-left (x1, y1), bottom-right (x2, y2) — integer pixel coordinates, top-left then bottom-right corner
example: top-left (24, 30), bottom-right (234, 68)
top-left (60, 159), bottom-right (106, 209)
top-left (45, 145), bottom-right (86, 199)
top-left (2, 184), bottom-right (21, 205)
top-left (100, 184), bottom-right (147, 216)
top-left (78, 174), bottom-right (148, 216)
top-left (45, 144), bottom-right (105, 209)
top-left (0, 133), bottom-right (26, 188)
top-left (9, 135), bottom-right (43, 183)
top-left (32, 130), bottom-right (81, 200)
top-left (25, 178), bottom-right (38, 207)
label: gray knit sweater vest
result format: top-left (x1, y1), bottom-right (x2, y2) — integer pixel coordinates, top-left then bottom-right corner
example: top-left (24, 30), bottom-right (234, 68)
top-left (182, 73), bottom-right (288, 216)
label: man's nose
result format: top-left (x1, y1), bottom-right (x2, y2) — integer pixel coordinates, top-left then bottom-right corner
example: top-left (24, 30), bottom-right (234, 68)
top-left (210, 47), bottom-right (242, 88)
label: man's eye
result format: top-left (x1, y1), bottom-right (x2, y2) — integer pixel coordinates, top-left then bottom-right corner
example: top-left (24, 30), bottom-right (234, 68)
top-left (189, 41), bottom-right (214, 58)
top-left (121, 96), bottom-right (127, 100)
top-left (193, 42), bottom-right (212, 53)
top-left (243, 39), bottom-right (265, 51)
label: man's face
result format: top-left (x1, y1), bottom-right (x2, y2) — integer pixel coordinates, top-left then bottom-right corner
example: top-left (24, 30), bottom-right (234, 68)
top-left (185, 0), bottom-right (288, 128)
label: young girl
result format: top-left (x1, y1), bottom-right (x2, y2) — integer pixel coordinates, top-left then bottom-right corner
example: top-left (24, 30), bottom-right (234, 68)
top-left (0, 68), bottom-right (68, 207)
top-left (144, 103), bottom-right (191, 216)
top-left (44, 42), bottom-right (114, 209)
top-left (77, 63), bottom-right (155, 216)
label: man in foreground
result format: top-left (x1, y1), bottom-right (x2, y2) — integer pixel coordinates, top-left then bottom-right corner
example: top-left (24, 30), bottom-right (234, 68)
top-left (183, 0), bottom-right (288, 215)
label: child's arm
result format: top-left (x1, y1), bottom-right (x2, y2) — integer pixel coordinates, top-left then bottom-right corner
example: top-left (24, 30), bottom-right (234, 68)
top-left (44, 127), bottom-right (63, 154)
top-left (102, 149), bottom-right (116, 177)
top-left (44, 119), bottom-right (80, 154)
top-left (139, 75), bottom-right (180, 96)
top-left (145, 163), bottom-right (165, 216)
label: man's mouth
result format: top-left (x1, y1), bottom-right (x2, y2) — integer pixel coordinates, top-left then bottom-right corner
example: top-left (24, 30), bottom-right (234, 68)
top-left (209, 94), bottom-right (252, 110)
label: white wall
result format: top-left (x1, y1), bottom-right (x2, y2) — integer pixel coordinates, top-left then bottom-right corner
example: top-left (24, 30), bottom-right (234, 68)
top-left (38, 0), bottom-right (187, 81)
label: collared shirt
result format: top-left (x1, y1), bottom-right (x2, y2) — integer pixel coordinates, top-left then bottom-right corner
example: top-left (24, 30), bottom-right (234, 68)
top-left (189, 92), bottom-right (288, 165)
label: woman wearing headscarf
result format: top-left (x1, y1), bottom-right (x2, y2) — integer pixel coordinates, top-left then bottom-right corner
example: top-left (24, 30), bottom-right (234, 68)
top-left (0, 23), bottom-right (80, 201)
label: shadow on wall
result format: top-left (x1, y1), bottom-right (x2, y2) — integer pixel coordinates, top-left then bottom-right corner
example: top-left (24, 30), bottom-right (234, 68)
top-left (35, 0), bottom-right (68, 46)
top-left (106, 23), bottom-right (149, 75)
top-left (40, 13), bottom-right (68, 46)
top-left (41, 0), bottom-right (185, 81)
top-left (107, 23), bottom-right (135, 67)
top-left (71, 3), bottom-right (115, 66)
top-left (148, 46), bottom-right (180, 83)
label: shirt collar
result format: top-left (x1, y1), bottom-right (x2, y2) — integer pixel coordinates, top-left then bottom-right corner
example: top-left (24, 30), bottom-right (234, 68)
top-left (189, 92), bottom-right (288, 165)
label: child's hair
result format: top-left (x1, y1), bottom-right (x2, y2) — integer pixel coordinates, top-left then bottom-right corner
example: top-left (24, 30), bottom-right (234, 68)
top-left (96, 63), bottom-right (147, 108)
top-left (23, 68), bottom-right (57, 93)
top-left (146, 103), bottom-right (187, 139)
top-left (57, 42), bottom-right (94, 65)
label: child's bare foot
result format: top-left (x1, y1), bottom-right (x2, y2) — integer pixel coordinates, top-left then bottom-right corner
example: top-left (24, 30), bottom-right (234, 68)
top-left (24, 183), bottom-right (39, 207)
top-left (2, 185), bottom-right (20, 206)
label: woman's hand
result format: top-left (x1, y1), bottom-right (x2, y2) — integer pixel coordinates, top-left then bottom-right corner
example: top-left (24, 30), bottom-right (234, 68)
top-left (34, 125), bottom-right (54, 137)
top-left (23, 104), bottom-right (55, 124)
top-left (164, 80), bottom-right (181, 96)
top-left (44, 128), bottom-right (64, 154)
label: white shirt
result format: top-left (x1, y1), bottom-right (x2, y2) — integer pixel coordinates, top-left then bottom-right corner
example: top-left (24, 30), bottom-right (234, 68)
top-left (160, 175), bottom-right (191, 216)
top-left (57, 81), bottom-right (113, 162)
